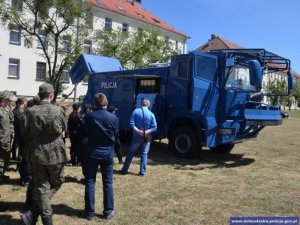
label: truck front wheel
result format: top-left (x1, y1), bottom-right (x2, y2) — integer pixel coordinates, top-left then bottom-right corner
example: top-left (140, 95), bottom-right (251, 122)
top-left (210, 144), bottom-right (235, 154)
top-left (169, 127), bottom-right (201, 158)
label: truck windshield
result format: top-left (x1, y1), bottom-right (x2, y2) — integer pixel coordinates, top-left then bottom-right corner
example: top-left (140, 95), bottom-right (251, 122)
top-left (225, 65), bottom-right (256, 91)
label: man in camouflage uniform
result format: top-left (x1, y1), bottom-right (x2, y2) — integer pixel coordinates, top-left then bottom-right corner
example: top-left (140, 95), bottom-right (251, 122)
top-left (20, 83), bottom-right (68, 225)
top-left (0, 90), bottom-right (14, 183)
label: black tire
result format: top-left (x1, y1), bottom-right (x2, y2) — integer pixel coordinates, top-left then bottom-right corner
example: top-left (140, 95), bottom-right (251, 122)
top-left (210, 143), bottom-right (235, 154)
top-left (169, 126), bottom-right (201, 158)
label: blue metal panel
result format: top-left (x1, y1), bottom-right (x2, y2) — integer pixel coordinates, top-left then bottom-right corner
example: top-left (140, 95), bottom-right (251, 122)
top-left (244, 109), bottom-right (282, 120)
top-left (69, 54), bottom-right (122, 84)
top-left (82, 66), bottom-right (169, 132)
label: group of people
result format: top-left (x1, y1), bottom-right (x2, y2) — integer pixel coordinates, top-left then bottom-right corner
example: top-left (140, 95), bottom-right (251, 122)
top-left (0, 82), bottom-right (157, 224)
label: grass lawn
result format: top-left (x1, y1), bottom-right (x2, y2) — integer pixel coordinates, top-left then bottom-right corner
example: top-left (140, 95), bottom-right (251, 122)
top-left (285, 110), bottom-right (300, 119)
top-left (1, 116), bottom-right (299, 225)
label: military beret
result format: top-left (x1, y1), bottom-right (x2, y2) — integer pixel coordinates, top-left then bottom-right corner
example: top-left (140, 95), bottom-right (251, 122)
top-left (39, 83), bottom-right (54, 94)
top-left (32, 95), bottom-right (40, 103)
top-left (0, 90), bottom-right (16, 100)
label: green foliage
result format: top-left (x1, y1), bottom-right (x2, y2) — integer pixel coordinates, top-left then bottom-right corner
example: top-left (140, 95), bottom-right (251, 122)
top-left (266, 78), bottom-right (288, 106)
top-left (292, 81), bottom-right (300, 107)
top-left (94, 28), bottom-right (180, 69)
top-left (265, 77), bottom-right (300, 109)
top-left (0, 0), bottom-right (93, 101)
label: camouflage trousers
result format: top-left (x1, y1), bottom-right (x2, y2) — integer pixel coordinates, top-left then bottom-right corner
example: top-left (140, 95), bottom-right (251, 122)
top-left (0, 141), bottom-right (10, 178)
top-left (31, 163), bottom-right (65, 218)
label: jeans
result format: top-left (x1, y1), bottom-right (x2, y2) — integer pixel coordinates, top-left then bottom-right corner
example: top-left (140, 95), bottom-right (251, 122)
top-left (85, 156), bottom-right (114, 217)
top-left (121, 136), bottom-right (151, 175)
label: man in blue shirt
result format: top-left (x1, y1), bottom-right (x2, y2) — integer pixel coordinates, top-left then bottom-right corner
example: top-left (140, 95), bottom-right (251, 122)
top-left (84, 93), bottom-right (118, 220)
top-left (120, 99), bottom-right (157, 176)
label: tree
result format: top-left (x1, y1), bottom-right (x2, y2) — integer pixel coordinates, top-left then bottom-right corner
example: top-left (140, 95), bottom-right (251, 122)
top-left (0, 0), bottom-right (93, 102)
top-left (265, 78), bottom-right (288, 107)
top-left (292, 81), bottom-right (300, 108)
top-left (94, 28), bottom-right (180, 69)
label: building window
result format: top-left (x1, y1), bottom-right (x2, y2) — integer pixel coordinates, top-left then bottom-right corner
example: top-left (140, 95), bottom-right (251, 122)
top-left (105, 17), bottom-right (112, 31)
top-left (62, 39), bottom-right (70, 53)
top-left (85, 13), bottom-right (93, 29)
top-left (137, 27), bottom-right (143, 36)
top-left (8, 58), bottom-right (20, 79)
top-left (36, 62), bottom-right (46, 81)
top-left (122, 23), bottom-right (128, 33)
top-left (11, 0), bottom-right (23, 11)
top-left (175, 41), bottom-right (179, 50)
top-left (165, 36), bottom-right (170, 46)
top-left (37, 31), bottom-right (47, 49)
top-left (9, 26), bottom-right (21, 45)
top-left (61, 67), bottom-right (70, 84)
top-left (83, 40), bottom-right (92, 54)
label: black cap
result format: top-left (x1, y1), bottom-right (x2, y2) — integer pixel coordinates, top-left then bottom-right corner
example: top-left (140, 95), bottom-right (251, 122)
top-left (108, 106), bottom-right (118, 113)
top-left (72, 102), bottom-right (81, 110)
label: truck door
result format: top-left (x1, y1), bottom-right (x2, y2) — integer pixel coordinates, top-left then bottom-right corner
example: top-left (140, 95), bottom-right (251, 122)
top-left (166, 54), bottom-right (193, 110)
top-left (135, 78), bottom-right (165, 138)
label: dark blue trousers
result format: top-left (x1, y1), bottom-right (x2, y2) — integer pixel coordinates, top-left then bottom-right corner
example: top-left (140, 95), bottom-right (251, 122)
top-left (84, 156), bottom-right (114, 217)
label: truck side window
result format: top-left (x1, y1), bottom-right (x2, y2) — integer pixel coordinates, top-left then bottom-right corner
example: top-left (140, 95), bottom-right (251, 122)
top-left (195, 55), bottom-right (217, 81)
top-left (177, 62), bottom-right (188, 79)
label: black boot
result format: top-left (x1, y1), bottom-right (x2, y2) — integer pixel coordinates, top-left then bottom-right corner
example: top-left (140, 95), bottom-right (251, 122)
top-left (21, 205), bottom-right (39, 225)
top-left (42, 216), bottom-right (53, 225)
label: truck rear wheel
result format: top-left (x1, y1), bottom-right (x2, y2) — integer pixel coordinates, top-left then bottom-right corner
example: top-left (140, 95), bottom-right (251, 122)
top-left (210, 144), bottom-right (235, 154)
top-left (169, 127), bottom-right (201, 158)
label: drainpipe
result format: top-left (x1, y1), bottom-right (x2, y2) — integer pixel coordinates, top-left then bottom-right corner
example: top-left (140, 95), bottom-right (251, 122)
top-left (73, 10), bottom-right (80, 102)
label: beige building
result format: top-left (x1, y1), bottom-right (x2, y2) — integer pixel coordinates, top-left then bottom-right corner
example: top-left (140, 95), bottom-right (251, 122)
top-left (0, 0), bottom-right (188, 99)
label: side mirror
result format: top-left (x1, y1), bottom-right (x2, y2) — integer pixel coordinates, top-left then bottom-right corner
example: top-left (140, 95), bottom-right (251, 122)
top-left (287, 71), bottom-right (294, 95)
top-left (249, 60), bottom-right (263, 90)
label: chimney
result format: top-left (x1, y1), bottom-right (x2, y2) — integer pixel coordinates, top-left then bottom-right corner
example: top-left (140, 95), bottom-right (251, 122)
top-left (134, 0), bottom-right (142, 7)
top-left (211, 34), bottom-right (218, 40)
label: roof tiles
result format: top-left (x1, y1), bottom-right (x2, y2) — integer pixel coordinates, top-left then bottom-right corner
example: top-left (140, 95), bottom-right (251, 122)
top-left (196, 34), bottom-right (299, 78)
top-left (195, 34), bottom-right (243, 52)
top-left (88, 0), bottom-right (186, 37)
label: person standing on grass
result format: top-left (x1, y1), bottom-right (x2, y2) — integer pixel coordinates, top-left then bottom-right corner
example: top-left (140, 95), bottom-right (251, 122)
top-left (67, 102), bottom-right (84, 166)
top-left (84, 93), bottom-right (118, 220)
top-left (78, 104), bottom-right (92, 184)
top-left (120, 98), bottom-right (157, 177)
top-left (13, 97), bottom-right (31, 186)
top-left (11, 97), bottom-right (25, 161)
top-left (0, 91), bottom-right (15, 184)
top-left (108, 106), bottom-right (123, 164)
top-left (20, 83), bottom-right (68, 225)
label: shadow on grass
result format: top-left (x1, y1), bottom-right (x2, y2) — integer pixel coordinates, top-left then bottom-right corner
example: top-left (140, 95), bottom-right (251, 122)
top-left (52, 203), bottom-right (83, 217)
top-left (0, 214), bottom-right (20, 225)
top-left (0, 201), bottom-right (85, 224)
top-left (64, 175), bottom-right (82, 184)
top-left (125, 141), bottom-right (255, 169)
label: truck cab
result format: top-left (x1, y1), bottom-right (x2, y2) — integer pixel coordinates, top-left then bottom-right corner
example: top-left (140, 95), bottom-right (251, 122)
top-left (166, 49), bottom-right (293, 157)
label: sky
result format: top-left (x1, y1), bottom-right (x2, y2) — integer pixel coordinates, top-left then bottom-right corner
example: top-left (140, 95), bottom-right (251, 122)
top-left (143, 0), bottom-right (300, 73)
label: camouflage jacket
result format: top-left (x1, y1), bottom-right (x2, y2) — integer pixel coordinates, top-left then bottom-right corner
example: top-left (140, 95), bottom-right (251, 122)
top-left (0, 106), bottom-right (11, 146)
top-left (20, 101), bottom-right (68, 165)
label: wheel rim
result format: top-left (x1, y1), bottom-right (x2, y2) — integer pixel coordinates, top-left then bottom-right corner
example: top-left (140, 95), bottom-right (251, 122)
top-left (175, 134), bottom-right (191, 154)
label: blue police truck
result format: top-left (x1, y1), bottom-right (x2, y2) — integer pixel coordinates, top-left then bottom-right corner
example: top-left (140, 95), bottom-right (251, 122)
top-left (70, 49), bottom-right (294, 158)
